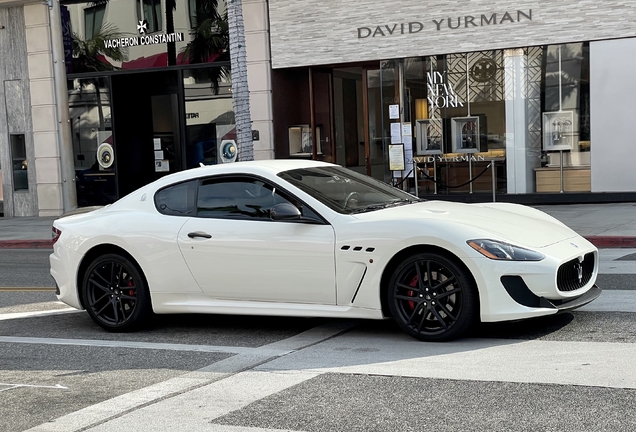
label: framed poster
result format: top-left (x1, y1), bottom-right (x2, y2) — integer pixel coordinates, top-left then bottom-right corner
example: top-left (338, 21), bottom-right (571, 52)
top-left (543, 111), bottom-right (574, 151)
top-left (388, 144), bottom-right (405, 171)
top-left (451, 116), bottom-right (480, 153)
top-left (416, 119), bottom-right (443, 155)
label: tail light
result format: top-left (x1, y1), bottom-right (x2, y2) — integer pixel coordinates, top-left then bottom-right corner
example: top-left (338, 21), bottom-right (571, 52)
top-left (52, 226), bottom-right (62, 245)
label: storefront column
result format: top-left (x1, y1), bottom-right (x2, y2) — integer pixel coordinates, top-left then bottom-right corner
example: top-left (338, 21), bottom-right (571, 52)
top-left (504, 49), bottom-right (533, 194)
top-left (48, 0), bottom-right (76, 212)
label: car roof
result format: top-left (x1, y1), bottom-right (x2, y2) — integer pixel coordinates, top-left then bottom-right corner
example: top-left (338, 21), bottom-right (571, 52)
top-left (151, 159), bottom-right (336, 189)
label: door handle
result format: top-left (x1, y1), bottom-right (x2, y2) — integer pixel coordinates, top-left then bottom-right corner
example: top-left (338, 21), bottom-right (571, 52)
top-left (187, 231), bottom-right (212, 239)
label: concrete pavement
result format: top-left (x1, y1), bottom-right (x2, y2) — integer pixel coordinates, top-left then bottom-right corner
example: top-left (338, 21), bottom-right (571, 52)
top-left (0, 202), bottom-right (634, 248)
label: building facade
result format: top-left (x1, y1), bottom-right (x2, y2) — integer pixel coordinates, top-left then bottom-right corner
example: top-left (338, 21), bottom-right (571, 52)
top-left (2, 0), bottom-right (636, 217)
top-left (267, 0), bottom-right (636, 202)
top-left (0, 0), bottom-right (274, 216)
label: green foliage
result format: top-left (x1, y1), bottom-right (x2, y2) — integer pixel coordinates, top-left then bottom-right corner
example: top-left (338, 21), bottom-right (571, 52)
top-left (72, 22), bottom-right (128, 73)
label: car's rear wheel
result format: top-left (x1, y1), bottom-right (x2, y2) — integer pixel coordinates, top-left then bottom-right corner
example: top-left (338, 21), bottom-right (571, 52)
top-left (82, 253), bottom-right (151, 332)
top-left (388, 252), bottom-right (477, 341)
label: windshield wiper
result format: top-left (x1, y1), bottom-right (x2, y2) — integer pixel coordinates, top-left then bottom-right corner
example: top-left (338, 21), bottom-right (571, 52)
top-left (351, 199), bottom-right (414, 214)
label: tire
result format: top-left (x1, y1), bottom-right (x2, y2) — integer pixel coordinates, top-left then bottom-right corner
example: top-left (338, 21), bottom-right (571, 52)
top-left (81, 253), bottom-right (152, 332)
top-left (387, 252), bottom-right (477, 342)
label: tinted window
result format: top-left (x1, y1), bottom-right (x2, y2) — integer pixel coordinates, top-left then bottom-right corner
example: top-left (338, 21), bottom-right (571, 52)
top-left (196, 177), bottom-right (322, 222)
top-left (155, 180), bottom-right (197, 216)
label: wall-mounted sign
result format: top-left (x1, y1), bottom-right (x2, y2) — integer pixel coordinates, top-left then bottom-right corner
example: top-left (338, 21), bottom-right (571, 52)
top-left (417, 155), bottom-right (487, 163)
top-left (357, 10), bottom-right (532, 38)
top-left (104, 32), bottom-right (185, 49)
top-left (104, 20), bottom-right (184, 49)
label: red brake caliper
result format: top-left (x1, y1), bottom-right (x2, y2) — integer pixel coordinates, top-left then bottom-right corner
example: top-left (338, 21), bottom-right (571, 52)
top-left (407, 275), bottom-right (418, 310)
top-left (127, 279), bottom-right (135, 297)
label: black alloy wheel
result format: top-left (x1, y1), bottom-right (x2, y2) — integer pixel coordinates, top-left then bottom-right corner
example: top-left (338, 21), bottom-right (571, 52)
top-left (388, 252), bottom-right (477, 341)
top-left (82, 253), bottom-right (152, 332)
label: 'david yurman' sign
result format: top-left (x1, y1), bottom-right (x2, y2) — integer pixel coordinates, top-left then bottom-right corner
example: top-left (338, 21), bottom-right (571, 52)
top-left (357, 9), bottom-right (532, 38)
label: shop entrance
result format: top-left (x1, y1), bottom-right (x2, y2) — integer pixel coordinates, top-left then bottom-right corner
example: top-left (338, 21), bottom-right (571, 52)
top-left (111, 70), bottom-right (183, 197)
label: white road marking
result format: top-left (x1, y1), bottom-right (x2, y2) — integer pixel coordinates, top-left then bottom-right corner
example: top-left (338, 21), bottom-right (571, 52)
top-left (578, 290), bottom-right (636, 312)
top-left (598, 262), bottom-right (636, 274)
top-left (0, 308), bottom-right (79, 321)
top-left (87, 371), bottom-right (320, 432)
top-left (0, 383), bottom-right (68, 393)
top-left (0, 336), bottom-right (295, 357)
top-left (26, 321), bottom-right (356, 432)
top-left (598, 248), bottom-right (636, 261)
top-left (256, 334), bottom-right (636, 390)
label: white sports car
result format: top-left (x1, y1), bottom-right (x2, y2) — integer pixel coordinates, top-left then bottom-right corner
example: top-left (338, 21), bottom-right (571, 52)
top-left (50, 160), bottom-right (601, 341)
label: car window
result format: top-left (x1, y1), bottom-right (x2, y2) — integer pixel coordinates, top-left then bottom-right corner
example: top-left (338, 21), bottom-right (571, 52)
top-left (154, 180), bottom-right (197, 216)
top-left (196, 176), bottom-right (322, 222)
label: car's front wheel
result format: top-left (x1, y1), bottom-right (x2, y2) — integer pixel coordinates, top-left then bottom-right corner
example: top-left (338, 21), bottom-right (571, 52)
top-left (81, 253), bottom-right (152, 332)
top-left (388, 252), bottom-right (477, 341)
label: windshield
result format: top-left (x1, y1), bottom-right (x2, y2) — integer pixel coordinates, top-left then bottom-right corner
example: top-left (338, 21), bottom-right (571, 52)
top-left (278, 166), bottom-right (420, 214)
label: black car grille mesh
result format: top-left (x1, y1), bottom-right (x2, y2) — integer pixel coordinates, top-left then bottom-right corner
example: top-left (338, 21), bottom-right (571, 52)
top-left (557, 252), bottom-right (595, 292)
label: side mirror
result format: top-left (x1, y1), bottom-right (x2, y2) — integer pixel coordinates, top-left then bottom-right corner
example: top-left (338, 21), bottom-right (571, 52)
top-left (270, 203), bottom-right (301, 221)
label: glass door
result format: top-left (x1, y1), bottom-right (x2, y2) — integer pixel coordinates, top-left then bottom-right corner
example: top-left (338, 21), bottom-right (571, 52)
top-left (67, 76), bottom-right (117, 206)
top-left (333, 68), bottom-right (365, 173)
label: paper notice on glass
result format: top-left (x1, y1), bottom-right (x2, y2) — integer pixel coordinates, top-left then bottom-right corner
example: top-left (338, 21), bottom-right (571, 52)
top-left (388, 144), bottom-right (405, 171)
top-left (389, 104), bottom-right (400, 120)
top-left (154, 160), bottom-right (170, 172)
top-left (153, 138), bottom-right (162, 150)
top-left (390, 122), bottom-right (402, 144)
top-left (154, 150), bottom-right (164, 160)
top-left (402, 123), bottom-right (412, 136)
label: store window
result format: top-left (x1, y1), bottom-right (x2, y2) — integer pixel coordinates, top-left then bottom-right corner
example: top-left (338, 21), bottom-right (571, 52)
top-left (386, 43), bottom-right (590, 197)
top-left (183, 67), bottom-right (235, 168)
top-left (10, 134), bottom-right (28, 191)
top-left (136, 0), bottom-right (162, 33)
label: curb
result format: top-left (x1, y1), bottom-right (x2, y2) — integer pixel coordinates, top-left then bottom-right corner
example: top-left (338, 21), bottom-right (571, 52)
top-left (584, 236), bottom-right (636, 249)
top-left (0, 240), bottom-right (53, 249)
top-left (1, 237), bottom-right (636, 250)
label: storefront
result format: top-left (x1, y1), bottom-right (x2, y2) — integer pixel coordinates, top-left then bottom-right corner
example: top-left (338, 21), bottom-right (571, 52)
top-left (62, 0), bottom-right (236, 206)
top-left (268, 1), bottom-right (636, 202)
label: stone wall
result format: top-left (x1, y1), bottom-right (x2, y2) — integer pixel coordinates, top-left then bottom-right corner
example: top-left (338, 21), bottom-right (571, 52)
top-left (268, 0), bottom-right (636, 68)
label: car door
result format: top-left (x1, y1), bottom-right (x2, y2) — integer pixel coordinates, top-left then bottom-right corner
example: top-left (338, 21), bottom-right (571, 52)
top-left (177, 175), bottom-right (337, 304)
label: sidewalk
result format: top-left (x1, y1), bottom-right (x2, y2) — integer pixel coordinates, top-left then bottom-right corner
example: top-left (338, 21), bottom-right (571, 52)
top-left (0, 203), bottom-right (634, 249)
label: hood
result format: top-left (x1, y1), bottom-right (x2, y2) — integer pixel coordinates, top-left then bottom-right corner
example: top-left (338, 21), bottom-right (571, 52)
top-left (355, 201), bottom-right (577, 248)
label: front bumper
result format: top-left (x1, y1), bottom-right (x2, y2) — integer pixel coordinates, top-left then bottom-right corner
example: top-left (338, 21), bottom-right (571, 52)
top-left (464, 235), bottom-right (599, 323)
top-left (500, 274), bottom-right (602, 311)
top-left (549, 285), bottom-right (602, 312)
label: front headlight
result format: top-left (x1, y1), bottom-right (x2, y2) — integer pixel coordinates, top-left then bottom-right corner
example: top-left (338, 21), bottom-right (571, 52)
top-left (467, 239), bottom-right (545, 261)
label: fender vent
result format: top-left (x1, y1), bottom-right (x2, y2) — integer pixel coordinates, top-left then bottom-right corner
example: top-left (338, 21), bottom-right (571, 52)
top-left (341, 245), bottom-right (376, 253)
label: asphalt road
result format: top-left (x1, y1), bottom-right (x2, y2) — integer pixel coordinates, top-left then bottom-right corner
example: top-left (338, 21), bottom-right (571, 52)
top-left (0, 250), bottom-right (54, 288)
top-left (0, 249), bottom-right (635, 432)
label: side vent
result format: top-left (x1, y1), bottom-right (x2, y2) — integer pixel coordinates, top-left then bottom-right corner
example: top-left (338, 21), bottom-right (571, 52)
top-left (341, 245), bottom-right (376, 253)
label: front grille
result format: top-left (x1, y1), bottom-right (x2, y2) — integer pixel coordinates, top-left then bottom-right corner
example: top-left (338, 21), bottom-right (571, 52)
top-left (557, 252), bottom-right (595, 292)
